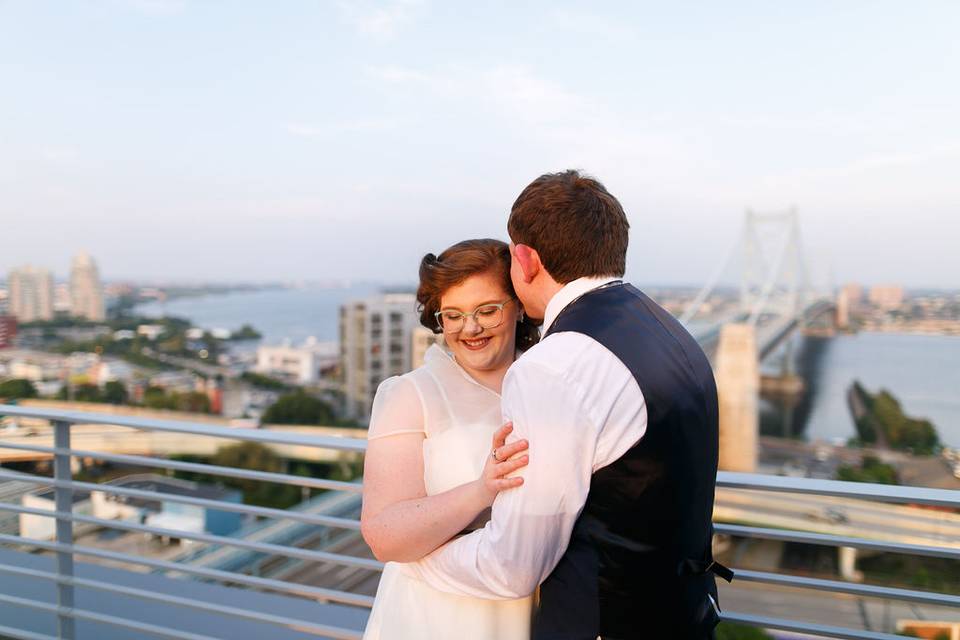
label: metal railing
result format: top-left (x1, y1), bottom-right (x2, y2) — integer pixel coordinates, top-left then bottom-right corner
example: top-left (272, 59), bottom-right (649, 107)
top-left (0, 404), bottom-right (957, 640)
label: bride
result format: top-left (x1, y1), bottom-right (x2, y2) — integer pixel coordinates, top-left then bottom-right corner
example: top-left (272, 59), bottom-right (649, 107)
top-left (361, 238), bottom-right (539, 639)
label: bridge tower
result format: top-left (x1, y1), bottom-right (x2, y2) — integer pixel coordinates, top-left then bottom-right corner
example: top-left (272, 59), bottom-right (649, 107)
top-left (682, 209), bottom-right (811, 472)
top-left (714, 324), bottom-right (759, 472)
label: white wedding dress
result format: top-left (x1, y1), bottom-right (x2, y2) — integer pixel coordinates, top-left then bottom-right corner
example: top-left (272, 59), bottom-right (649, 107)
top-left (362, 344), bottom-right (533, 640)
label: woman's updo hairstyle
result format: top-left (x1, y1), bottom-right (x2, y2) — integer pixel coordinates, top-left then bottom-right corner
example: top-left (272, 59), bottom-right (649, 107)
top-left (416, 238), bottom-right (539, 352)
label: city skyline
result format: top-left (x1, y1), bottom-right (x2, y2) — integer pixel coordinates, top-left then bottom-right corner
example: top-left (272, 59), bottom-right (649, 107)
top-left (3, 2), bottom-right (959, 288)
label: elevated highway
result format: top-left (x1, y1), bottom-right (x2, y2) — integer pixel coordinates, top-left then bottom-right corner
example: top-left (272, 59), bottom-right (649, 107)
top-left (0, 400), bottom-right (364, 464)
top-left (714, 487), bottom-right (960, 551)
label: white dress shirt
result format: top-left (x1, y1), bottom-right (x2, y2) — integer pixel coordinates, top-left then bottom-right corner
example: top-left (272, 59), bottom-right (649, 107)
top-left (404, 276), bottom-right (649, 599)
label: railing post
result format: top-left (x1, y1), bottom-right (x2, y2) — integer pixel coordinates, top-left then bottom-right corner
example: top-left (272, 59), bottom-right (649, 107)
top-left (53, 420), bottom-right (75, 640)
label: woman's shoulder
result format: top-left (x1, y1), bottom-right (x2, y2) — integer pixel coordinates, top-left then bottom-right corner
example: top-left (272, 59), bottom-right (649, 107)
top-left (373, 350), bottom-right (443, 406)
top-left (369, 375), bottom-right (426, 441)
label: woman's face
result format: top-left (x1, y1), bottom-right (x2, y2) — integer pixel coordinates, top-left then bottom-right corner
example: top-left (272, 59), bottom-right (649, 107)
top-left (438, 270), bottom-right (518, 376)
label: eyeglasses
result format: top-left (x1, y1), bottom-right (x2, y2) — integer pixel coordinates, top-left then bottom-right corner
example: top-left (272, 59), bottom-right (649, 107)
top-left (435, 299), bottom-right (515, 334)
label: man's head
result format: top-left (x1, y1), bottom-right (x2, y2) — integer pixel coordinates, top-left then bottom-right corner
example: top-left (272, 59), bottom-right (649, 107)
top-left (507, 170), bottom-right (630, 321)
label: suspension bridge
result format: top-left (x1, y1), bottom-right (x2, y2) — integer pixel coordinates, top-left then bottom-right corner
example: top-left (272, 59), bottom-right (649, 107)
top-left (680, 209), bottom-right (838, 472)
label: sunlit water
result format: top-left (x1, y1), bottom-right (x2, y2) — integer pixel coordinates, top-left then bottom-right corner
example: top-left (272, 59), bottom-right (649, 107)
top-left (763, 332), bottom-right (960, 448)
top-left (134, 285), bottom-right (381, 345)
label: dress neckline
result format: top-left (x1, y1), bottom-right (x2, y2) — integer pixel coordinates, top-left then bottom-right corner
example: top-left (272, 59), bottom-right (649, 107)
top-left (424, 343), bottom-right (506, 399)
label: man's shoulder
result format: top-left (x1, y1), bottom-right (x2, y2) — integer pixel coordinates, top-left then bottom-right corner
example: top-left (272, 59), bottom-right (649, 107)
top-left (508, 331), bottom-right (611, 380)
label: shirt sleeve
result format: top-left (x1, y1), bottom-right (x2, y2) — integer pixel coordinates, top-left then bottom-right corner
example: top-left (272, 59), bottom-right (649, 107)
top-left (402, 360), bottom-right (598, 599)
top-left (366, 376), bottom-right (426, 441)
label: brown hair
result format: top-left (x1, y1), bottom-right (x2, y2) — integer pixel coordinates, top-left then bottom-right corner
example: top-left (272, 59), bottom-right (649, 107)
top-left (417, 239), bottom-right (539, 352)
top-left (507, 169), bottom-right (629, 284)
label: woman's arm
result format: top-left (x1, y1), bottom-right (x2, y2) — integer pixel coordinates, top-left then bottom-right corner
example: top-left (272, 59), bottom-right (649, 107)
top-left (361, 424), bottom-right (528, 563)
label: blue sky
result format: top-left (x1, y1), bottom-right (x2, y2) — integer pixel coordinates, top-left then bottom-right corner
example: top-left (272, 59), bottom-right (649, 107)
top-left (2, 1), bottom-right (958, 287)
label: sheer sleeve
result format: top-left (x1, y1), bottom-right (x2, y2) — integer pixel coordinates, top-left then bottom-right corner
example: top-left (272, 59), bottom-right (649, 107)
top-left (367, 376), bottom-right (426, 440)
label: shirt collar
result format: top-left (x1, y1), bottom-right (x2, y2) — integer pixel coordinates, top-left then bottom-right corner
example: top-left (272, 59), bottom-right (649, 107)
top-left (541, 276), bottom-right (622, 336)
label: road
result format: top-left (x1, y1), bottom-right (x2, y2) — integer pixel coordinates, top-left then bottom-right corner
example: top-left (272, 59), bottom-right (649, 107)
top-left (714, 487), bottom-right (960, 548)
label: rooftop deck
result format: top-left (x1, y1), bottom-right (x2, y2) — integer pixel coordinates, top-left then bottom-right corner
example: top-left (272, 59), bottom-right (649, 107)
top-left (0, 404), bottom-right (957, 640)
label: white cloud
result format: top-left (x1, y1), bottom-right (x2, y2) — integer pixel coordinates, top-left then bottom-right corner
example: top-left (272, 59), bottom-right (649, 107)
top-left (365, 63), bottom-right (597, 125)
top-left (285, 118), bottom-right (398, 137)
top-left (757, 144), bottom-right (960, 187)
top-left (362, 62), bottom-right (702, 190)
top-left (337, 0), bottom-right (424, 41)
top-left (39, 146), bottom-right (81, 164)
top-left (480, 66), bottom-right (596, 126)
top-left (364, 64), bottom-right (433, 85)
top-left (113, 0), bottom-right (187, 15)
top-left (547, 8), bottom-right (635, 43)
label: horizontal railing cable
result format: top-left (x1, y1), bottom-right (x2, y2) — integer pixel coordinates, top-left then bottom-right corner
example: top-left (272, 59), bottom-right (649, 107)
top-left (715, 523), bottom-right (960, 561)
top-left (0, 504), bottom-right (381, 570)
top-left (717, 471), bottom-right (960, 508)
top-left (0, 533), bottom-right (375, 607)
top-left (0, 562), bottom-right (364, 640)
top-left (0, 468), bottom-right (362, 530)
top-left (720, 612), bottom-right (910, 640)
top-left (0, 623), bottom-right (57, 640)
top-left (0, 591), bottom-right (221, 640)
top-left (731, 568), bottom-right (960, 608)
top-left (0, 405), bottom-right (367, 451)
top-left (0, 440), bottom-right (363, 493)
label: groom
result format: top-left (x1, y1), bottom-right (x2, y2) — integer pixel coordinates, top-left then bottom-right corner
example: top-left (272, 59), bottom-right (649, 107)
top-left (407, 170), bottom-right (731, 639)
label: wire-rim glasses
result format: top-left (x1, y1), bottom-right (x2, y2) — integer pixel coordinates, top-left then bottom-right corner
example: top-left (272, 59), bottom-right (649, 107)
top-left (435, 299), bottom-right (515, 334)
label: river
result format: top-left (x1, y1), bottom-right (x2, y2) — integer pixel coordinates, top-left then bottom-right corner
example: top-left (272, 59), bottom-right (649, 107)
top-left (133, 285), bottom-right (381, 346)
top-left (762, 332), bottom-right (960, 449)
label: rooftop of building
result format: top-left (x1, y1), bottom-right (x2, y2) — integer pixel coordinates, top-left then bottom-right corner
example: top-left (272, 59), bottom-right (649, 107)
top-left (99, 473), bottom-right (238, 512)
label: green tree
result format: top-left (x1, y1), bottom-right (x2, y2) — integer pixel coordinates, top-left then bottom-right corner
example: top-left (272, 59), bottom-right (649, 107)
top-left (240, 371), bottom-right (293, 391)
top-left (263, 391), bottom-right (335, 425)
top-left (141, 388), bottom-right (211, 414)
top-left (143, 386), bottom-right (176, 410)
top-left (230, 324), bottom-right (262, 340)
top-left (715, 622), bottom-right (773, 640)
top-left (209, 442), bottom-right (301, 508)
top-left (72, 383), bottom-right (103, 403)
top-left (0, 379), bottom-right (38, 400)
top-left (851, 382), bottom-right (941, 455)
top-left (837, 455), bottom-right (899, 485)
top-left (103, 381), bottom-right (128, 405)
top-left (174, 391), bottom-right (211, 414)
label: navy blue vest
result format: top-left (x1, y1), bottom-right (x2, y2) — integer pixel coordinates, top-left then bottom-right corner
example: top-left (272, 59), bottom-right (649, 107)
top-left (535, 283), bottom-right (730, 640)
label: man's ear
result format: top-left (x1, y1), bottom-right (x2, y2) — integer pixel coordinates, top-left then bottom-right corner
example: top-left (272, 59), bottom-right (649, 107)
top-left (512, 243), bottom-right (540, 284)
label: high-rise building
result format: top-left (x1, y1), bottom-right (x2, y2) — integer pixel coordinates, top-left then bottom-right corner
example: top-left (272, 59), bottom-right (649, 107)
top-left (0, 315), bottom-right (16, 349)
top-left (53, 283), bottom-right (72, 315)
top-left (411, 326), bottom-right (443, 370)
top-left (840, 283), bottom-right (863, 308)
top-left (70, 252), bottom-right (106, 321)
top-left (339, 293), bottom-right (420, 422)
top-left (868, 285), bottom-right (904, 311)
top-left (8, 266), bottom-right (54, 322)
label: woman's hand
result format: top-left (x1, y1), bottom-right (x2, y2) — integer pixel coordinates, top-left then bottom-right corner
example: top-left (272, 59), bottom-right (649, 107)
top-left (476, 422), bottom-right (529, 507)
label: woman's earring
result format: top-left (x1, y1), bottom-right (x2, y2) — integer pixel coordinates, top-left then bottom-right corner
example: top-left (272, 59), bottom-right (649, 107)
top-left (518, 310), bottom-right (525, 322)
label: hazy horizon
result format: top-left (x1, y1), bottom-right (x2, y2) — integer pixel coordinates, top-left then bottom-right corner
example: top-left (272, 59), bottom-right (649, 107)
top-left (3, 2), bottom-right (959, 289)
